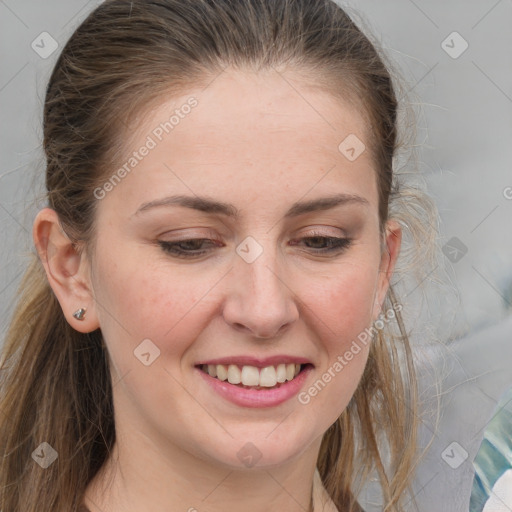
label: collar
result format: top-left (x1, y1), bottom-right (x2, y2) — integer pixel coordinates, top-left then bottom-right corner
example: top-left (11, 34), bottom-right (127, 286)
top-left (312, 468), bottom-right (340, 512)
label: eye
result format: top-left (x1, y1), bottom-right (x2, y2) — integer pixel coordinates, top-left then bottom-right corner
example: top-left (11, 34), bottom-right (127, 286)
top-left (158, 232), bottom-right (352, 259)
top-left (158, 238), bottom-right (221, 258)
top-left (290, 234), bottom-right (352, 253)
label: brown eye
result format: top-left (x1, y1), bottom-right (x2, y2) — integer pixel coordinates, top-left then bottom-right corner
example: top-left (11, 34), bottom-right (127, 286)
top-left (158, 238), bottom-right (221, 258)
top-left (290, 236), bottom-right (352, 253)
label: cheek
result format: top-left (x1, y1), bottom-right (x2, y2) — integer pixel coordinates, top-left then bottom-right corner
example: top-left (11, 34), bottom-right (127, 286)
top-left (295, 260), bottom-right (377, 419)
top-left (303, 259), bottom-right (379, 344)
top-left (91, 246), bottom-right (219, 364)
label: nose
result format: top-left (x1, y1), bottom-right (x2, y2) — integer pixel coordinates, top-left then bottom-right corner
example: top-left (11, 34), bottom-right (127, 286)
top-left (222, 245), bottom-right (299, 339)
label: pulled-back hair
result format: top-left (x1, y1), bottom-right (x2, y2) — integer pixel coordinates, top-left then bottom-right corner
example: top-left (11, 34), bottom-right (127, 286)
top-left (0, 1), bottom-right (437, 510)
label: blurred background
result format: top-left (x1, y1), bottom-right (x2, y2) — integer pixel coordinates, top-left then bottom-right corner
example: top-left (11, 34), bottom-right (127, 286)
top-left (1, 1), bottom-right (511, 510)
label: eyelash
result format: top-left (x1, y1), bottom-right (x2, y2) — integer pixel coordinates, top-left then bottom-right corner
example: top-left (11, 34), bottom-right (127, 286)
top-left (158, 233), bottom-right (352, 259)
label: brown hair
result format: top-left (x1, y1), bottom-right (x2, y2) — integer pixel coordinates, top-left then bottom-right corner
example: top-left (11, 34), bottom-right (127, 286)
top-left (0, 1), bottom-right (437, 510)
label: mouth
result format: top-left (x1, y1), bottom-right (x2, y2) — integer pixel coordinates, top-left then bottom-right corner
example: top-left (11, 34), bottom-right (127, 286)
top-left (195, 363), bottom-right (314, 390)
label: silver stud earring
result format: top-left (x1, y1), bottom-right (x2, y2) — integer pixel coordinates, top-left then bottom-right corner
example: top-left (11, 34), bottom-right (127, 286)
top-left (72, 308), bottom-right (87, 321)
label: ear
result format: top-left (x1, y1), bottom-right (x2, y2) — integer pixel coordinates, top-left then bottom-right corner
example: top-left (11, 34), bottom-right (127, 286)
top-left (372, 219), bottom-right (402, 321)
top-left (32, 207), bottom-right (100, 333)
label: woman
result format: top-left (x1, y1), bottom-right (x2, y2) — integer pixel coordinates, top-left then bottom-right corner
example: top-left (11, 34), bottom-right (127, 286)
top-left (0, 1), bottom-right (436, 510)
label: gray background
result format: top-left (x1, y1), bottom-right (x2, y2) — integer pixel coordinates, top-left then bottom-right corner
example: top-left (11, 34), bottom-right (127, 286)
top-left (1, 1), bottom-right (511, 511)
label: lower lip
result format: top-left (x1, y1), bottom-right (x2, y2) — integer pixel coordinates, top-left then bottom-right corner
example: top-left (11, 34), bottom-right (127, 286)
top-left (196, 365), bottom-right (313, 408)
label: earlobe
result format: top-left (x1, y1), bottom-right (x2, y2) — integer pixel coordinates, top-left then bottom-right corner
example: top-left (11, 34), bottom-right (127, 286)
top-left (32, 208), bottom-right (100, 333)
top-left (373, 220), bottom-right (402, 321)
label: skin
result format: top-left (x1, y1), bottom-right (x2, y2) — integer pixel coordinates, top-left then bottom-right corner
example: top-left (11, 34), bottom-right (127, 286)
top-left (33, 68), bottom-right (401, 512)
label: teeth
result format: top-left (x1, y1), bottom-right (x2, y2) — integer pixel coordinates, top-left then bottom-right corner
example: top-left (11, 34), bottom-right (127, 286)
top-left (227, 364), bottom-right (241, 384)
top-left (259, 366), bottom-right (277, 387)
top-left (241, 365), bottom-right (260, 386)
top-left (276, 363), bottom-right (287, 383)
top-left (216, 364), bottom-right (228, 381)
top-left (203, 363), bottom-right (304, 387)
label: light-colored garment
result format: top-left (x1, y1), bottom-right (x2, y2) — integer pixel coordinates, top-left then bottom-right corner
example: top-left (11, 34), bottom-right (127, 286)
top-left (470, 386), bottom-right (512, 512)
top-left (312, 467), bottom-right (340, 512)
top-left (482, 469), bottom-right (512, 512)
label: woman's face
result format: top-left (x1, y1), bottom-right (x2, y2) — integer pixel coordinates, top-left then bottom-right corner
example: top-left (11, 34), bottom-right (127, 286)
top-left (88, 69), bottom-right (400, 469)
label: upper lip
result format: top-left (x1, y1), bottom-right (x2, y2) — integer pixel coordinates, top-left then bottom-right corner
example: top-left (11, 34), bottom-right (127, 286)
top-left (195, 355), bottom-right (313, 368)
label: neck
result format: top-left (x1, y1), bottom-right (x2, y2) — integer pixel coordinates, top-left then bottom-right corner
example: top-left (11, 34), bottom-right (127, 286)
top-left (84, 426), bottom-right (323, 512)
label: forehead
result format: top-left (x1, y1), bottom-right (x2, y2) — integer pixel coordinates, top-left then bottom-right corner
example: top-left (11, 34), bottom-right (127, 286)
top-left (130, 68), bottom-right (370, 152)
top-left (97, 68), bottom-right (378, 217)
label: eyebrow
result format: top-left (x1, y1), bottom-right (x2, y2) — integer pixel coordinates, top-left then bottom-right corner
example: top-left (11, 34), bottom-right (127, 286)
top-left (133, 192), bottom-right (369, 219)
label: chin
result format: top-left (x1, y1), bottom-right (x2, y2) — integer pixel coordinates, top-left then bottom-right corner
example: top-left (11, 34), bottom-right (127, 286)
top-left (197, 428), bottom-right (316, 470)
